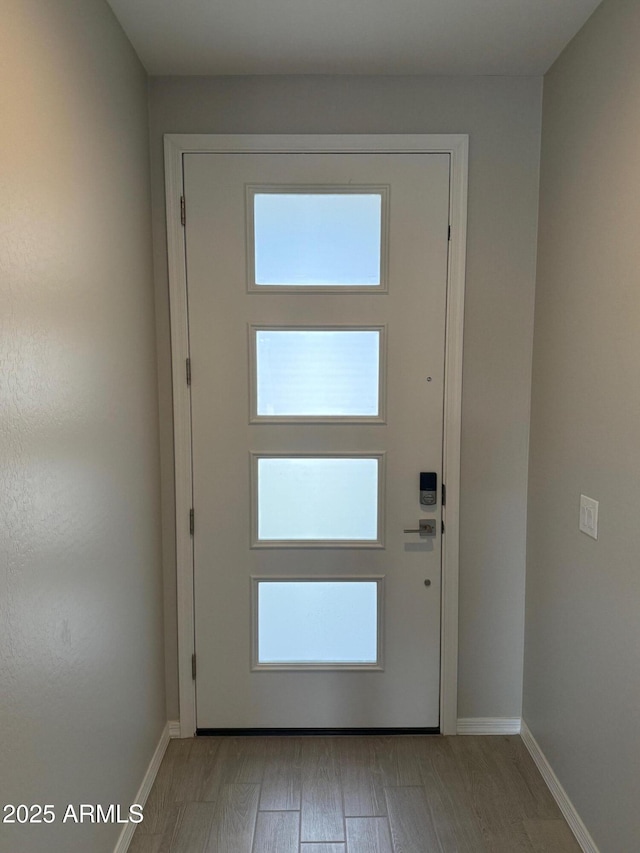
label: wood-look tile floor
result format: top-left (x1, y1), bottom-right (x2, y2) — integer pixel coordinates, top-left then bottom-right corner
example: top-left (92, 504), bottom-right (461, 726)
top-left (130, 735), bottom-right (581, 852)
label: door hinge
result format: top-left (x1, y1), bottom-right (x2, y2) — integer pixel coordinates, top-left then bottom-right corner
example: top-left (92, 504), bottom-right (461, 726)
top-left (442, 520), bottom-right (446, 534)
top-left (448, 224), bottom-right (451, 241)
top-left (442, 483), bottom-right (446, 506)
top-left (180, 195), bottom-right (186, 226)
top-left (189, 508), bottom-right (194, 535)
top-left (191, 653), bottom-right (196, 680)
top-left (186, 357), bottom-right (191, 386)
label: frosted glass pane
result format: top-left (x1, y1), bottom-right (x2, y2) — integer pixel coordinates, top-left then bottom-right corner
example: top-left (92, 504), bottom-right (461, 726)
top-left (256, 330), bottom-right (380, 417)
top-left (257, 457), bottom-right (379, 541)
top-left (254, 193), bottom-right (382, 286)
top-left (258, 581), bottom-right (378, 664)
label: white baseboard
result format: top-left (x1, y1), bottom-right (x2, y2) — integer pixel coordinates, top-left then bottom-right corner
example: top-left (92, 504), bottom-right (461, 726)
top-left (456, 717), bottom-right (521, 734)
top-left (520, 721), bottom-right (600, 853)
top-left (113, 722), bottom-right (171, 853)
top-left (168, 719), bottom-right (181, 738)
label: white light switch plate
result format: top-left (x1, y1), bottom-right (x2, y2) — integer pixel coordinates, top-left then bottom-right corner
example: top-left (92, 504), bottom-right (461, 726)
top-left (579, 494), bottom-right (598, 539)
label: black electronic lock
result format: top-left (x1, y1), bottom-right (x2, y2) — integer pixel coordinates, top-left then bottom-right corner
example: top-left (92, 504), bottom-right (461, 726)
top-left (420, 472), bottom-right (438, 506)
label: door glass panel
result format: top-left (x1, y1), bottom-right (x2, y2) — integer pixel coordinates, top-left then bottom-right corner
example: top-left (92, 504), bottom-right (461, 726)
top-left (254, 328), bottom-right (381, 419)
top-left (252, 191), bottom-right (383, 287)
top-left (256, 580), bottom-right (379, 665)
top-left (256, 456), bottom-right (380, 543)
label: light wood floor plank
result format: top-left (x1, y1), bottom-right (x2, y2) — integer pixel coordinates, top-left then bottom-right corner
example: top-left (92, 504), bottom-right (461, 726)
top-left (133, 802), bottom-right (187, 853)
top-left (226, 737), bottom-right (267, 783)
top-left (395, 737), bottom-right (431, 785)
top-left (137, 742), bottom-right (190, 832)
top-left (259, 737), bottom-right (302, 811)
top-left (170, 802), bottom-right (215, 853)
top-left (475, 737), bottom-right (555, 821)
top-left (374, 737), bottom-right (424, 788)
top-left (127, 834), bottom-right (163, 853)
top-left (199, 738), bottom-right (266, 801)
top-left (422, 737), bottom-right (488, 852)
top-left (449, 737), bottom-right (536, 852)
top-left (205, 783), bottom-right (260, 853)
top-left (299, 845), bottom-right (345, 853)
top-left (173, 738), bottom-right (223, 803)
top-left (523, 818), bottom-right (582, 852)
top-left (385, 786), bottom-right (442, 853)
top-left (339, 737), bottom-right (387, 817)
top-left (420, 765), bottom-right (486, 853)
top-left (411, 737), bottom-right (487, 852)
top-left (510, 738), bottom-right (565, 820)
top-left (252, 811), bottom-right (299, 853)
top-left (137, 796), bottom-right (183, 838)
top-left (345, 816), bottom-right (393, 853)
top-left (300, 738), bottom-right (345, 843)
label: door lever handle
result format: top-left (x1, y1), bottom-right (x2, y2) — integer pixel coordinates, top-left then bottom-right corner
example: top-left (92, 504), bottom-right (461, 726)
top-left (404, 519), bottom-right (437, 538)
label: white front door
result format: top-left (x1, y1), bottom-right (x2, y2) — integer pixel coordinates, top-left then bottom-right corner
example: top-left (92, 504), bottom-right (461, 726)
top-left (184, 151), bottom-right (450, 731)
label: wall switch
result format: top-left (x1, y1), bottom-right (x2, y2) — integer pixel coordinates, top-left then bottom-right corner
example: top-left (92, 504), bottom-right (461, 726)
top-left (579, 494), bottom-right (599, 539)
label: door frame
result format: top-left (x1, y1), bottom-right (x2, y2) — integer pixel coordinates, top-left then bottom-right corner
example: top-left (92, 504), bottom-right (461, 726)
top-left (164, 134), bottom-right (468, 737)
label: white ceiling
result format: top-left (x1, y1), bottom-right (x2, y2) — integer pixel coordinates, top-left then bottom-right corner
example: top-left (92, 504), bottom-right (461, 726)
top-left (107, 0), bottom-right (602, 77)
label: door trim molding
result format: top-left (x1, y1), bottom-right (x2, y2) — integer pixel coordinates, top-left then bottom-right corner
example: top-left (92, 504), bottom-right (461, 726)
top-left (164, 134), bottom-right (468, 737)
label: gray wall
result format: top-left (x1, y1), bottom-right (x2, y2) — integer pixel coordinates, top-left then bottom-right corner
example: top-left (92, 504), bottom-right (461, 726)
top-left (149, 75), bottom-right (543, 721)
top-left (0, 2), bottom-right (165, 851)
top-left (524, 0), bottom-right (640, 850)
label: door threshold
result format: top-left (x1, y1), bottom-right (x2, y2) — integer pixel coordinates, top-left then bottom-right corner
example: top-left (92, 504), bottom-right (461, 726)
top-left (196, 727), bottom-right (440, 737)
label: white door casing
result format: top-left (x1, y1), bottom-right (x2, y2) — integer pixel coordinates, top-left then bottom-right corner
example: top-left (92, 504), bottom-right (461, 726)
top-left (164, 135), bottom-right (468, 736)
